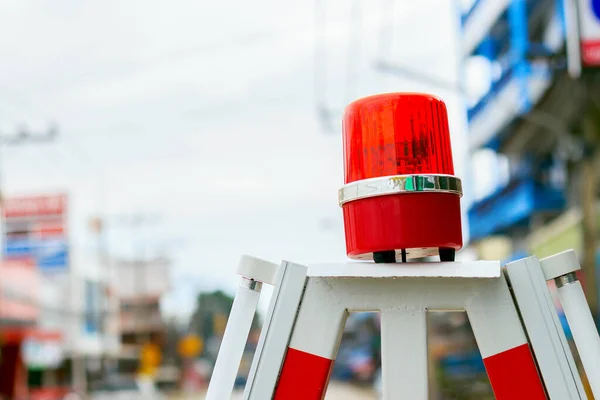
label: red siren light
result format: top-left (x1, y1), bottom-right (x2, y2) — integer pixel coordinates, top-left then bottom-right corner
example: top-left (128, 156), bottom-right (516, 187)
top-left (339, 93), bottom-right (463, 263)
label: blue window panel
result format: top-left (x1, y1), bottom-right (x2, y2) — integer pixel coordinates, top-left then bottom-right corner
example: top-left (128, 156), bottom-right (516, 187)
top-left (509, 0), bottom-right (531, 111)
top-left (468, 62), bottom-right (552, 150)
top-left (468, 178), bottom-right (565, 240)
top-left (462, 0), bottom-right (512, 56)
top-left (468, 62), bottom-right (518, 121)
top-left (466, 0), bottom-right (562, 141)
top-left (477, 36), bottom-right (498, 60)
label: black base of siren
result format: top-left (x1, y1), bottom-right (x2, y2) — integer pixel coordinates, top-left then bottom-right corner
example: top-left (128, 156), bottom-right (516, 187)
top-left (373, 248), bottom-right (456, 263)
top-left (439, 248), bottom-right (455, 262)
top-left (373, 250), bottom-right (396, 263)
top-left (373, 249), bottom-right (408, 263)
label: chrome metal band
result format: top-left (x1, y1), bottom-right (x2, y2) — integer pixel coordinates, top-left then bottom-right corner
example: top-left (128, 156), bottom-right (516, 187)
top-left (241, 278), bottom-right (262, 292)
top-left (338, 174), bottom-right (463, 206)
top-left (555, 272), bottom-right (578, 288)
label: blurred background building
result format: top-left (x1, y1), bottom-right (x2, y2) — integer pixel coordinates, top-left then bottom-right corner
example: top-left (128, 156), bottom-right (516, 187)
top-left (113, 256), bottom-right (171, 384)
top-left (463, 0), bottom-right (600, 309)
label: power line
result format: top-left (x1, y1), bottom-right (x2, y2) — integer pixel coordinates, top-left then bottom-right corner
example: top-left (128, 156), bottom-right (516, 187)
top-left (0, 125), bottom-right (59, 203)
top-left (345, 0), bottom-right (362, 103)
top-left (314, 0), bottom-right (336, 133)
top-left (377, 0), bottom-right (395, 64)
top-left (375, 60), bottom-right (469, 96)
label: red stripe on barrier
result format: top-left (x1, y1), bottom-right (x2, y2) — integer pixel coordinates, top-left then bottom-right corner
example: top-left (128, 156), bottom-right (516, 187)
top-left (274, 347), bottom-right (334, 400)
top-left (484, 343), bottom-right (547, 400)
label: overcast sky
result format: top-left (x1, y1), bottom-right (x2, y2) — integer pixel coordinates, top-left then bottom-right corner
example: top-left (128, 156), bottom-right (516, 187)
top-left (0, 0), bottom-right (491, 319)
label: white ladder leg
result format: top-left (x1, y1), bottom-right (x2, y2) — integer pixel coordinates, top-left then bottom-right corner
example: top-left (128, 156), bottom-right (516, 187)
top-left (541, 250), bottom-right (600, 399)
top-left (244, 261), bottom-right (308, 400)
top-left (556, 280), bottom-right (600, 397)
top-left (206, 278), bottom-right (261, 400)
top-left (206, 255), bottom-right (278, 400)
top-left (505, 256), bottom-right (585, 399)
top-left (380, 308), bottom-right (428, 400)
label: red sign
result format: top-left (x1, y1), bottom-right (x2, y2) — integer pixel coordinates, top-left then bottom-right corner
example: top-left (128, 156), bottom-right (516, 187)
top-left (579, 0), bottom-right (600, 66)
top-left (2, 194), bottom-right (66, 218)
top-left (2, 194), bottom-right (69, 270)
top-left (582, 40), bottom-right (600, 66)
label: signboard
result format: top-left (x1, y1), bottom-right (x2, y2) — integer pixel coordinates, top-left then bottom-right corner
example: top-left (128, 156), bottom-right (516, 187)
top-left (579, 0), bottom-right (600, 65)
top-left (2, 194), bottom-right (68, 270)
top-left (0, 260), bottom-right (40, 323)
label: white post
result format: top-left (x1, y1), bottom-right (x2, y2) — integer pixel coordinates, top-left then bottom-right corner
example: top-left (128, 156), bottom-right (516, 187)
top-left (557, 280), bottom-right (600, 396)
top-left (541, 250), bottom-right (600, 398)
top-left (380, 308), bottom-right (428, 400)
top-left (206, 278), bottom-right (261, 400)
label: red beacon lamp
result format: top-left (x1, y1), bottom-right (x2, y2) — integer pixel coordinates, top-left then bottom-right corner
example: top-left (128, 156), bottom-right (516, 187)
top-left (339, 93), bottom-right (463, 263)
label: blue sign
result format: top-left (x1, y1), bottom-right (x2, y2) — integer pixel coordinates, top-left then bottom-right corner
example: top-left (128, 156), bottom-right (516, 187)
top-left (593, 0), bottom-right (600, 19)
top-left (4, 238), bottom-right (68, 270)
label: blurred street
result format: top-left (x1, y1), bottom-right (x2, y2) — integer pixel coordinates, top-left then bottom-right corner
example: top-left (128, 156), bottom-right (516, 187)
top-left (169, 383), bottom-right (377, 400)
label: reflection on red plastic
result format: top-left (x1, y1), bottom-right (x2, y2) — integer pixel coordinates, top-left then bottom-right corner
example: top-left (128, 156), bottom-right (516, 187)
top-left (343, 93), bottom-right (455, 183)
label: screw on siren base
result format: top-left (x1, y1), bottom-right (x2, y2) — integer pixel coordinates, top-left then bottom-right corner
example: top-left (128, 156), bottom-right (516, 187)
top-left (340, 93), bottom-right (463, 263)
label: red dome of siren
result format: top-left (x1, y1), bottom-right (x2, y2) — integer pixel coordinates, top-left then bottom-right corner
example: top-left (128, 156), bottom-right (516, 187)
top-left (343, 93), bottom-right (455, 183)
top-left (339, 93), bottom-right (463, 263)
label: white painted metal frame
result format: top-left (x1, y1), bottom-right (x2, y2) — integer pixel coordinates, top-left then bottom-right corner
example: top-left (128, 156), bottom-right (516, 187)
top-left (206, 279), bottom-right (262, 400)
top-left (380, 307), bottom-right (428, 398)
top-left (540, 250), bottom-right (600, 399)
top-left (245, 260), bottom-right (547, 399)
top-left (213, 256), bottom-right (600, 399)
top-left (504, 256), bottom-right (586, 399)
top-left (206, 256), bottom-right (279, 400)
top-left (308, 260), bottom-right (501, 278)
top-left (244, 261), bottom-right (308, 400)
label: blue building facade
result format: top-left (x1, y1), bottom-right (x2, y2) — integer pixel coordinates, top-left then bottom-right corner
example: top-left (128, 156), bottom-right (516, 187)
top-left (461, 0), bottom-right (569, 250)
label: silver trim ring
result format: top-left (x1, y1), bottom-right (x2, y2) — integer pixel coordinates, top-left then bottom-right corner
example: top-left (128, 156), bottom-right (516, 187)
top-left (338, 174), bottom-right (462, 206)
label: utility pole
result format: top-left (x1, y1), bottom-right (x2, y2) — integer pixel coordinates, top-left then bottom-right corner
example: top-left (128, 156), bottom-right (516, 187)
top-left (581, 105), bottom-right (599, 318)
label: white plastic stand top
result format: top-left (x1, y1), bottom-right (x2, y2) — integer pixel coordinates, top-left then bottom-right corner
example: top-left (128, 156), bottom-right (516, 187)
top-left (307, 260), bottom-right (500, 278)
top-left (237, 255), bottom-right (279, 285)
top-left (539, 249), bottom-right (581, 280)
